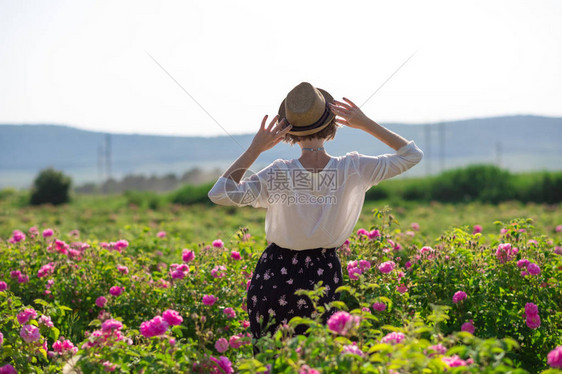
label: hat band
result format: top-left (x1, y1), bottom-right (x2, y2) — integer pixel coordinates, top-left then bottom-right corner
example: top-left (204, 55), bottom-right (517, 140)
top-left (288, 102), bottom-right (331, 132)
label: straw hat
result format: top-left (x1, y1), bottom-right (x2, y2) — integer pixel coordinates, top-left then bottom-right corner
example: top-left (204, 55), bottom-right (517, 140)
top-left (278, 82), bottom-right (335, 136)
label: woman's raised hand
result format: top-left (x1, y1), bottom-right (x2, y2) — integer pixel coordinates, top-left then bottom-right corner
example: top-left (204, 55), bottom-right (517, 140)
top-left (249, 114), bottom-right (292, 153)
top-left (328, 98), bottom-right (371, 130)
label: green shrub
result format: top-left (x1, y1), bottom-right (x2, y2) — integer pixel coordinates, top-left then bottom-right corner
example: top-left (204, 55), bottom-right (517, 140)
top-left (29, 167), bottom-right (72, 206)
top-left (123, 190), bottom-right (163, 209)
top-left (168, 182), bottom-right (215, 205)
top-left (429, 164), bottom-right (514, 203)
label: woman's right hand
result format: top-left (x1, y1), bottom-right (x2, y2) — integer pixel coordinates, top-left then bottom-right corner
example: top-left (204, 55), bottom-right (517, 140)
top-left (329, 98), bottom-right (371, 130)
top-left (249, 114), bottom-right (292, 154)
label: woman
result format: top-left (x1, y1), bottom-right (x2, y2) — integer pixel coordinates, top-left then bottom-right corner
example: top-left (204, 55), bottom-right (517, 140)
top-left (208, 82), bottom-right (423, 355)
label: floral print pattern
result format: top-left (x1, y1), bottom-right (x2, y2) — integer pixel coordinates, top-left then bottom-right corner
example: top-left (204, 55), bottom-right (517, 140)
top-left (247, 242), bottom-right (343, 355)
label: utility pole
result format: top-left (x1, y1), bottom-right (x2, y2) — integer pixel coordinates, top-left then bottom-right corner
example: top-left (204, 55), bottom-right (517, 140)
top-left (425, 123), bottom-right (431, 176)
top-left (97, 143), bottom-right (104, 185)
top-left (439, 121), bottom-right (445, 173)
top-left (105, 134), bottom-right (112, 181)
top-left (496, 141), bottom-right (502, 168)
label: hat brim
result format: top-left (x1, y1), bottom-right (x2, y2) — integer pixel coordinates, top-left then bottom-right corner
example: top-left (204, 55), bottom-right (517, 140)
top-left (278, 88), bottom-right (335, 136)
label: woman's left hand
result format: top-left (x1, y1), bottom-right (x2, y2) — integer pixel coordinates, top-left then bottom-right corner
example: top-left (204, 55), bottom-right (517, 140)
top-left (249, 114), bottom-right (292, 153)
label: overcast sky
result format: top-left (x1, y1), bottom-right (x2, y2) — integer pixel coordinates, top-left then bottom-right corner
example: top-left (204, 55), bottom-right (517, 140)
top-left (1, 0), bottom-right (561, 137)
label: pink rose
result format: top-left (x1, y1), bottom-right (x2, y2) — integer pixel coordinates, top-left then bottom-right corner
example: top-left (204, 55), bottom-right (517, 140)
top-left (526, 314), bottom-right (541, 329)
top-left (162, 309), bottom-right (183, 326)
top-left (20, 324), bottom-right (40, 343)
top-left (381, 331), bottom-right (405, 345)
top-left (442, 355), bottom-right (468, 367)
top-left (527, 263), bottom-right (541, 275)
top-left (452, 291), bottom-right (467, 304)
top-left (547, 346), bottom-right (562, 368)
top-left (109, 286), bottom-right (124, 296)
top-left (372, 302), bottom-right (386, 311)
top-left (182, 249), bottom-right (195, 262)
top-left (17, 308), bottom-right (37, 324)
top-left (327, 311), bottom-right (360, 335)
top-left (203, 294), bottom-right (218, 306)
top-left (461, 320), bottom-right (475, 334)
top-left (378, 261), bottom-right (396, 274)
top-left (215, 337), bottom-right (229, 353)
top-left (140, 316), bottom-right (169, 337)
top-left (223, 307), bottom-right (236, 319)
top-left (96, 296), bottom-right (107, 308)
top-left (209, 356), bottom-right (233, 374)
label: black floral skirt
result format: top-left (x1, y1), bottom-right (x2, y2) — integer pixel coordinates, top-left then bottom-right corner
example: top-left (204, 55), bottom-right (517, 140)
top-left (246, 242), bottom-right (343, 355)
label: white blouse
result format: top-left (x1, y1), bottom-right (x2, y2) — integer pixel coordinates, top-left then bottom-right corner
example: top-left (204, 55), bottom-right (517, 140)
top-left (208, 140), bottom-right (423, 250)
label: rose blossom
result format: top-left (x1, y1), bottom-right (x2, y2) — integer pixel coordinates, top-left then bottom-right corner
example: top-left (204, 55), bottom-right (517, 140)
top-left (96, 296), bottom-right (107, 308)
top-left (101, 319), bottom-right (123, 333)
top-left (547, 346), bottom-right (562, 368)
top-left (517, 259), bottom-right (530, 268)
top-left (223, 307), bottom-right (236, 319)
top-left (525, 302), bottom-right (538, 316)
top-left (212, 239), bottom-right (224, 248)
top-left (140, 316), bottom-right (169, 337)
top-left (378, 261), bottom-right (396, 274)
top-left (452, 291), bottom-right (467, 304)
top-left (461, 320), bottom-right (475, 334)
top-left (162, 309), bottom-right (183, 326)
top-left (526, 314), bottom-right (541, 329)
top-left (342, 342), bottom-right (365, 357)
top-left (372, 302), bottom-right (386, 311)
top-left (356, 228), bottom-right (369, 237)
top-left (17, 308), bottom-right (37, 324)
top-left (211, 265), bottom-right (227, 278)
top-left (381, 331), bottom-right (405, 345)
top-left (203, 294), bottom-right (218, 306)
top-left (396, 284), bottom-right (408, 294)
top-left (42, 228), bottom-right (54, 237)
top-left (182, 249), bottom-right (195, 262)
top-left (109, 286), bottom-right (124, 296)
top-left (20, 324), bottom-right (40, 343)
top-left (327, 311), bottom-right (360, 335)
top-left (527, 262), bottom-right (541, 275)
top-left (495, 243), bottom-right (518, 263)
top-left (442, 355), bottom-right (468, 367)
top-left (0, 364), bottom-right (17, 374)
top-left (39, 315), bottom-right (54, 328)
top-left (215, 337), bottom-right (229, 353)
top-left (209, 356), bottom-right (233, 374)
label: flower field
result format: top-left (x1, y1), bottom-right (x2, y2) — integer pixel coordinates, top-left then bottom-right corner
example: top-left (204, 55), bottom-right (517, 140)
top-left (1, 198), bottom-right (562, 373)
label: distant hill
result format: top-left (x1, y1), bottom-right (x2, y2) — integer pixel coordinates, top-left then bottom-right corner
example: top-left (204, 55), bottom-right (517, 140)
top-left (1, 115), bottom-right (561, 189)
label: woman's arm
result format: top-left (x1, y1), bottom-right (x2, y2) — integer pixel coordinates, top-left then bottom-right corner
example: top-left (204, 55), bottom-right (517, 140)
top-left (208, 114), bottom-right (292, 207)
top-left (329, 98), bottom-right (408, 151)
top-left (221, 114), bottom-right (292, 183)
top-left (329, 97), bottom-right (423, 189)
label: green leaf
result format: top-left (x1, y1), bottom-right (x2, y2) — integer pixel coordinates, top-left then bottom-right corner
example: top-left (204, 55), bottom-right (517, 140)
top-left (237, 359), bottom-right (267, 371)
top-left (34, 299), bottom-right (49, 307)
top-left (50, 326), bottom-right (60, 342)
top-left (171, 325), bottom-right (183, 338)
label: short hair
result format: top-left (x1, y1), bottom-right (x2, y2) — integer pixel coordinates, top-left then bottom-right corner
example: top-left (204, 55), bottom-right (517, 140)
top-left (282, 117), bottom-right (341, 145)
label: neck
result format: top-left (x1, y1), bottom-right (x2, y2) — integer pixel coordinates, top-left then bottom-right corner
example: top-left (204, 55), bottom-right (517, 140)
top-left (298, 142), bottom-right (328, 159)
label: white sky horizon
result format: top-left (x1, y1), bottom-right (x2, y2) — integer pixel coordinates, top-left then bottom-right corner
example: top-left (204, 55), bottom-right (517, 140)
top-left (1, 0), bottom-right (561, 137)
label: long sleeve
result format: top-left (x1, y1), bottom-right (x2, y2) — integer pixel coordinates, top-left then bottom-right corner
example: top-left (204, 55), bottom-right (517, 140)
top-left (208, 160), bottom-right (280, 208)
top-left (350, 140), bottom-right (424, 190)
